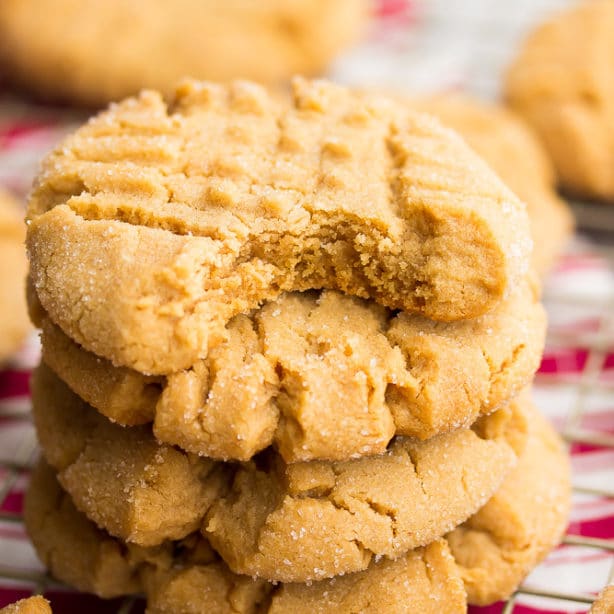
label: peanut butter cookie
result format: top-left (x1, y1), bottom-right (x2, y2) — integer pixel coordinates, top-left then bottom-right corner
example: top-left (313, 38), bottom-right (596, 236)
top-left (0, 1), bottom-right (367, 106)
top-left (26, 461), bottom-right (467, 613)
top-left (24, 460), bottom-right (150, 599)
top-left (31, 364), bottom-right (229, 547)
top-left (27, 79), bottom-right (532, 375)
top-left (25, 402), bottom-right (569, 610)
top-left (146, 539), bottom-right (466, 614)
top-left (31, 363), bottom-right (525, 581)
top-left (414, 95), bottom-right (574, 273)
top-left (505, 0), bottom-right (614, 202)
top-left (0, 189), bottom-right (29, 362)
top-left (0, 597), bottom-right (51, 614)
top-left (204, 397), bottom-right (525, 582)
top-left (36, 277), bottom-right (545, 462)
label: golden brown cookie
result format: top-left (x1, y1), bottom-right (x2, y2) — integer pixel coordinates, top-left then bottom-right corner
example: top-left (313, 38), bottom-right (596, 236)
top-left (0, 1), bottom-right (367, 106)
top-left (31, 364), bottom-right (229, 547)
top-left (36, 276), bottom-right (545, 462)
top-left (414, 95), bottom-right (574, 274)
top-left (26, 79), bottom-right (532, 375)
top-left (25, 402), bottom-right (569, 610)
top-left (26, 460), bottom-right (467, 613)
top-left (0, 189), bottom-right (29, 362)
top-left (31, 362), bottom-right (524, 581)
top-left (0, 596), bottom-right (51, 614)
top-left (154, 401), bottom-right (569, 606)
top-left (24, 460), bottom-right (143, 599)
top-left (446, 407), bottom-right (571, 604)
top-left (204, 397), bottom-right (525, 582)
top-left (146, 539), bottom-right (467, 614)
top-left (591, 585), bottom-right (614, 614)
top-left (505, 0), bottom-right (614, 202)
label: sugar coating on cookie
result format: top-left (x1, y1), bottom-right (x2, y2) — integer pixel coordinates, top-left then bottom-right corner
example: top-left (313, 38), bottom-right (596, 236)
top-left (26, 461), bottom-right (468, 613)
top-left (0, 189), bottom-right (30, 362)
top-left (414, 95), bottom-right (573, 274)
top-left (447, 407), bottom-right (571, 604)
top-left (25, 401), bottom-right (569, 610)
top-left (0, 0), bottom-right (368, 106)
top-left (24, 461), bottom-right (143, 599)
top-left (505, 0), bottom-right (614, 202)
top-left (31, 364), bottom-right (228, 547)
top-left (0, 596), bottom-right (51, 614)
top-left (31, 362), bottom-right (525, 580)
top-left (204, 401), bottom-right (527, 582)
top-left (27, 79), bottom-right (532, 374)
top-left (37, 278), bottom-right (545, 462)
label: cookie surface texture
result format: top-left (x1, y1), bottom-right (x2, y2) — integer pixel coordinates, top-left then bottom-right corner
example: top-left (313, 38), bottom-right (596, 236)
top-left (27, 79), bottom-right (532, 374)
top-left (415, 95), bottom-right (573, 273)
top-left (0, 597), bottom-right (51, 614)
top-left (204, 397), bottom-right (527, 582)
top-left (31, 363), bottom-right (524, 580)
top-left (0, 0), bottom-right (367, 106)
top-left (0, 189), bottom-right (29, 362)
top-left (25, 460), bottom-right (469, 613)
top-left (24, 402), bottom-right (568, 610)
top-left (37, 278), bottom-right (545, 462)
top-left (505, 0), bottom-right (614, 202)
top-left (31, 364), bottom-right (228, 547)
top-left (149, 540), bottom-right (467, 614)
top-left (24, 461), bottom-right (143, 598)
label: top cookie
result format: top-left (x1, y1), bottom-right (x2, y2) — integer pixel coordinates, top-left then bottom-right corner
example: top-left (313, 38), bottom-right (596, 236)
top-left (27, 79), bottom-right (532, 374)
top-left (505, 0), bottom-right (614, 202)
top-left (414, 95), bottom-right (573, 274)
top-left (0, 0), bottom-right (367, 106)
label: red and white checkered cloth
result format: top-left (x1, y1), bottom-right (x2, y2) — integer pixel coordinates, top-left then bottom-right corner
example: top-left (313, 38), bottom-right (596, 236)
top-left (0, 1), bottom-right (612, 612)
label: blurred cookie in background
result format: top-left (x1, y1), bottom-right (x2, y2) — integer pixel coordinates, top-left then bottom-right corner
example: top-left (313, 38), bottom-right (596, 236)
top-left (0, 0), bottom-right (369, 107)
top-left (413, 94), bottom-right (574, 275)
top-left (0, 188), bottom-right (29, 363)
top-left (505, 0), bottom-right (614, 204)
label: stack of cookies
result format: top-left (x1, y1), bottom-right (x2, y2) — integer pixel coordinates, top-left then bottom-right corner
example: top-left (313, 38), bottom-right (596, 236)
top-left (24, 79), bottom-right (571, 613)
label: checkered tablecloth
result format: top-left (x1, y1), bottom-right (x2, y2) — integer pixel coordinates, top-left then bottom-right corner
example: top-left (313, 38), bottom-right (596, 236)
top-left (0, 1), bottom-right (613, 612)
